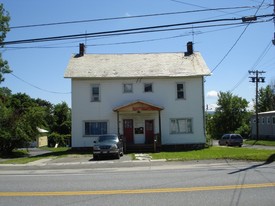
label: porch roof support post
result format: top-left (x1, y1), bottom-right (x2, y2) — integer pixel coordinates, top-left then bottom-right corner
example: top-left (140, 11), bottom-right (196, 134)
top-left (116, 111), bottom-right (120, 135)
top-left (158, 110), bottom-right (162, 145)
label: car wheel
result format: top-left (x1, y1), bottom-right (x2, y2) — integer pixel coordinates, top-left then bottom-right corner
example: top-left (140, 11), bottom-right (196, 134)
top-left (93, 155), bottom-right (98, 160)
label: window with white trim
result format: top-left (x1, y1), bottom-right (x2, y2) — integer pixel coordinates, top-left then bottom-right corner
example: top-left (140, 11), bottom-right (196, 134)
top-left (267, 117), bottom-right (270, 124)
top-left (272, 116), bottom-right (275, 125)
top-left (176, 83), bottom-right (185, 99)
top-left (91, 84), bottom-right (100, 102)
top-left (84, 121), bottom-right (107, 136)
top-left (144, 83), bottom-right (153, 92)
top-left (123, 83), bottom-right (133, 93)
top-left (170, 118), bottom-right (192, 134)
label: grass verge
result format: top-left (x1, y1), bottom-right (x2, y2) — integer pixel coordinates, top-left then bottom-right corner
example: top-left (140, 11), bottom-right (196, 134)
top-left (1, 146), bottom-right (274, 164)
top-left (244, 140), bottom-right (275, 146)
top-left (150, 146), bottom-right (275, 162)
top-left (0, 147), bottom-right (91, 164)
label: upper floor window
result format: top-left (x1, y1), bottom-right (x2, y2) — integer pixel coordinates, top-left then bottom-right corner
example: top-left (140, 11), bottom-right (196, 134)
top-left (144, 83), bottom-right (153, 92)
top-left (91, 84), bottom-right (100, 102)
top-left (123, 83), bottom-right (133, 93)
top-left (176, 83), bottom-right (185, 99)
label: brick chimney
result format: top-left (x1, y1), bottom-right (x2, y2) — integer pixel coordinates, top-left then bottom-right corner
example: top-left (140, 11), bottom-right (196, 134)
top-left (186, 41), bottom-right (193, 55)
top-left (79, 43), bottom-right (85, 57)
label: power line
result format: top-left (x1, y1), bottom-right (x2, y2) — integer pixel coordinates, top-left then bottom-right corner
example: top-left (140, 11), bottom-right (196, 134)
top-left (2, 14), bottom-right (273, 46)
top-left (10, 6), bottom-right (261, 29)
top-left (230, 40), bottom-right (272, 93)
top-left (2, 24), bottom-right (248, 50)
top-left (10, 73), bottom-right (71, 94)
top-left (211, 0), bottom-right (268, 73)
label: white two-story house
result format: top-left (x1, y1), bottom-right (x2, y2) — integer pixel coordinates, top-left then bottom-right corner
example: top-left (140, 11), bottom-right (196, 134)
top-left (64, 42), bottom-right (211, 151)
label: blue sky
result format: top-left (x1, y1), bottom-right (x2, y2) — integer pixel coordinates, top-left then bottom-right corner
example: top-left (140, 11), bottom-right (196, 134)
top-left (1, 0), bottom-right (275, 110)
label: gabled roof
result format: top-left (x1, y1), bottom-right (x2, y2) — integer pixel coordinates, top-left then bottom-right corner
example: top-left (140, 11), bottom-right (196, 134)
top-left (113, 100), bottom-right (163, 112)
top-left (64, 52), bottom-right (211, 78)
top-left (37, 127), bottom-right (48, 133)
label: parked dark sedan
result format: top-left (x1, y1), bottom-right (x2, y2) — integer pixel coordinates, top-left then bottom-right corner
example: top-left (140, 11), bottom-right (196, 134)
top-left (93, 134), bottom-right (123, 160)
top-left (218, 134), bottom-right (243, 147)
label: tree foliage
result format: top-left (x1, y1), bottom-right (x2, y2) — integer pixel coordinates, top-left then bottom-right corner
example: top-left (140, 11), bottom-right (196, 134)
top-left (51, 102), bottom-right (71, 135)
top-left (257, 85), bottom-right (275, 112)
top-left (0, 89), bottom-right (46, 153)
top-left (206, 91), bottom-right (250, 139)
top-left (48, 102), bottom-right (71, 147)
top-left (0, 3), bottom-right (12, 83)
top-left (0, 87), bottom-right (72, 153)
top-left (0, 4), bottom-right (71, 153)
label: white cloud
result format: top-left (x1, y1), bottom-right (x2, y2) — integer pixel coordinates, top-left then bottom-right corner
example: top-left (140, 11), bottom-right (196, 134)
top-left (248, 101), bottom-right (254, 111)
top-left (125, 12), bottom-right (131, 17)
top-left (206, 103), bottom-right (217, 111)
top-left (207, 90), bottom-right (218, 98)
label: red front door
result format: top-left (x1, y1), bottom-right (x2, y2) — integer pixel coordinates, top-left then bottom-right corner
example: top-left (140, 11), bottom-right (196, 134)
top-left (123, 119), bottom-right (134, 144)
top-left (145, 120), bottom-right (154, 144)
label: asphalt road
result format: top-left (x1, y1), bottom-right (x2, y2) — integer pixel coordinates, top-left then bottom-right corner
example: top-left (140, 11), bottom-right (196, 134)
top-left (0, 160), bottom-right (275, 206)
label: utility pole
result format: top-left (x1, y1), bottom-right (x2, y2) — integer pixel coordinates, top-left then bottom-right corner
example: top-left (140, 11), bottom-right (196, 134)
top-left (248, 70), bottom-right (266, 140)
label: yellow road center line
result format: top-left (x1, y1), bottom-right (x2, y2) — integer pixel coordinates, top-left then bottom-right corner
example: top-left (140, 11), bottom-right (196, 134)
top-left (1, 183), bottom-right (274, 197)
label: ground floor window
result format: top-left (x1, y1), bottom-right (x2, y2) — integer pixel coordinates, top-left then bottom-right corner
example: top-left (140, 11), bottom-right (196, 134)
top-left (84, 121), bottom-right (107, 135)
top-left (170, 118), bottom-right (192, 134)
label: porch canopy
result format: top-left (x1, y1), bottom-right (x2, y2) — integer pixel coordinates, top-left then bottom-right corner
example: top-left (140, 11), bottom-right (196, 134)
top-left (113, 100), bottom-right (163, 145)
top-left (113, 100), bottom-right (164, 112)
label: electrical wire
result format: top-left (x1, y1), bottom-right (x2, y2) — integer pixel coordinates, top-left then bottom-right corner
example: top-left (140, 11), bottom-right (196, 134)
top-left (10, 6), bottom-right (261, 29)
top-left (1, 24), bottom-right (248, 50)
top-left (10, 73), bottom-right (71, 94)
top-left (2, 14), bottom-right (273, 46)
top-left (230, 41), bottom-right (272, 92)
top-left (210, 0), bottom-right (268, 73)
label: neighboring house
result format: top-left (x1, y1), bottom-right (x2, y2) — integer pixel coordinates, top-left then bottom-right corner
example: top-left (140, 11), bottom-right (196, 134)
top-left (64, 42), bottom-right (211, 151)
top-left (30, 128), bottom-right (49, 148)
top-left (251, 111), bottom-right (275, 140)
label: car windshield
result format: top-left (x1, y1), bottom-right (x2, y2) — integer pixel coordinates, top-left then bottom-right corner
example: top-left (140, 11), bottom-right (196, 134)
top-left (98, 135), bottom-right (117, 142)
top-left (231, 135), bottom-right (242, 139)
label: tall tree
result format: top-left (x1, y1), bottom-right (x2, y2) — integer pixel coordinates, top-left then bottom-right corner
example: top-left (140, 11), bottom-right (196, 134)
top-left (0, 3), bottom-right (11, 83)
top-left (0, 91), bottom-right (46, 153)
top-left (257, 85), bottom-right (275, 112)
top-left (48, 102), bottom-right (71, 147)
top-left (51, 102), bottom-right (71, 135)
top-left (207, 91), bottom-right (250, 138)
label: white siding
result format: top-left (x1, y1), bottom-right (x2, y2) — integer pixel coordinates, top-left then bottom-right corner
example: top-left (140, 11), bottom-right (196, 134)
top-left (71, 76), bottom-right (205, 147)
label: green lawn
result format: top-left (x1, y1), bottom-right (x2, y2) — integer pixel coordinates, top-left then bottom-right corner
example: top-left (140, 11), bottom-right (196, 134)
top-left (150, 146), bottom-right (275, 162)
top-left (1, 146), bottom-right (274, 164)
top-left (0, 147), bottom-right (91, 164)
top-left (244, 140), bottom-right (275, 146)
